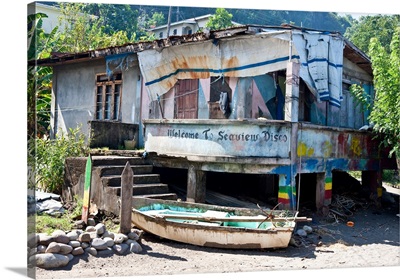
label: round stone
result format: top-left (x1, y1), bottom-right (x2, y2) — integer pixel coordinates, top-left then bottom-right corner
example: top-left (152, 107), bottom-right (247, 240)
top-left (85, 226), bottom-right (96, 232)
top-left (81, 242), bottom-right (90, 249)
top-left (103, 237), bottom-right (114, 247)
top-left (129, 241), bottom-right (143, 253)
top-left (51, 229), bottom-right (66, 237)
top-left (54, 234), bottom-right (70, 244)
top-left (45, 242), bottom-right (60, 253)
top-left (37, 245), bottom-right (47, 254)
top-left (67, 254), bottom-right (74, 262)
top-left (72, 247), bottom-right (84, 256)
top-left (102, 231), bottom-right (115, 239)
top-left (95, 223), bottom-right (106, 235)
top-left (87, 218), bottom-right (96, 226)
top-left (85, 247), bottom-right (97, 256)
top-left (296, 229), bottom-right (307, 237)
top-left (114, 233), bottom-right (128, 244)
top-left (91, 238), bottom-right (108, 250)
top-left (59, 244), bottom-right (73, 255)
top-left (128, 231), bottom-right (139, 241)
top-left (78, 232), bottom-right (91, 243)
top-left (68, 240), bottom-right (81, 248)
top-left (32, 253), bottom-right (70, 269)
top-left (38, 234), bottom-right (54, 246)
top-left (66, 231), bottom-right (79, 241)
top-left (112, 243), bottom-right (129, 255)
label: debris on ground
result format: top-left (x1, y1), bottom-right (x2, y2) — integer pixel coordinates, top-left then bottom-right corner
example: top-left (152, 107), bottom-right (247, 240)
top-left (28, 190), bottom-right (65, 216)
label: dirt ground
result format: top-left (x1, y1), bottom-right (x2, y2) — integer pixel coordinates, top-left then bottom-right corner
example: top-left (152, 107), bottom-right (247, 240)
top-left (33, 186), bottom-right (400, 280)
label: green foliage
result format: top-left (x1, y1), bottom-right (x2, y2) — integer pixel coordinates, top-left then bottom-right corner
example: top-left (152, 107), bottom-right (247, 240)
top-left (58, 3), bottom-right (131, 52)
top-left (148, 11), bottom-right (166, 28)
top-left (35, 214), bottom-right (74, 235)
top-left (349, 84), bottom-right (372, 111)
top-left (368, 27), bottom-right (400, 157)
top-left (382, 170), bottom-right (400, 187)
top-left (228, 9), bottom-right (351, 34)
top-left (346, 16), bottom-right (400, 158)
top-left (28, 4), bottom-right (134, 139)
top-left (82, 3), bottom-right (139, 40)
top-left (206, 8), bottom-right (233, 30)
top-left (28, 126), bottom-right (89, 194)
top-left (344, 15), bottom-right (400, 55)
top-left (35, 195), bottom-right (84, 234)
top-left (27, 13), bottom-right (56, 139)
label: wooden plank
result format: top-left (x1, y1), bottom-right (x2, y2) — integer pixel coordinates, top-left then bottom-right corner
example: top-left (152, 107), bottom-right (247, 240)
top-left (120, 161), bottom-right (134, 234)
top-left (81, 155), bottom-right (92, 223)
top-left (151, 213), bottom-right (311, 223)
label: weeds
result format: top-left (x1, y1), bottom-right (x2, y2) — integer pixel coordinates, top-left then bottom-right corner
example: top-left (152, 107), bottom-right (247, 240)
top-left (35, 195), bottom-right (83, 234)
top-left (28, 125), bottom-right (89, 194)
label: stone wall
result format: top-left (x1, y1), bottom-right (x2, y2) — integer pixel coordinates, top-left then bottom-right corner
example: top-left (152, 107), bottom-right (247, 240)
top-left (88, 121), bottom-right (139, 149)
top-left (63, 157), bottom-right (87, 203)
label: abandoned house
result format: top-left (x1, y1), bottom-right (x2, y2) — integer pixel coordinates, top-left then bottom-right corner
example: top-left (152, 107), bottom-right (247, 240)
top-left (32, 24), bottom-right (397, 215)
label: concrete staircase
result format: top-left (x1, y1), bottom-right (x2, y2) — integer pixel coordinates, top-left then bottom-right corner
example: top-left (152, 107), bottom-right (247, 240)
top-left (90, 156), bottom-right (177, 215)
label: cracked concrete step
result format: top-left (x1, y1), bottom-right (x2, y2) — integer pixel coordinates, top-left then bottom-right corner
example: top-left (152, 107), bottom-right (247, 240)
top-left (111, 183), bottom-right (170, 196)
top-left (96, 165), bottom-right (154, 176)
top-left (92, 156), bottom-right (146, 167)
top-left (102, 174), bottom-right (161, 186)
top-left (132, 193), bottom-right (178, 200)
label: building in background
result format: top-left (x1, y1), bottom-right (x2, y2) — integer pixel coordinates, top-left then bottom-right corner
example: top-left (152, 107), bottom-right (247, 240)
top-left (149, 14), bottom-right (240, 39)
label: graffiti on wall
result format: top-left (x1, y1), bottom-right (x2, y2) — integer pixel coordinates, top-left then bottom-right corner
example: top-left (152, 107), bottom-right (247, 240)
top-left (145, 121), bottom-right (291, 158)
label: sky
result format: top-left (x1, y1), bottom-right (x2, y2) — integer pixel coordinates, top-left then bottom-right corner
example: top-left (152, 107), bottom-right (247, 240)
top-left (1, 1), bottom-right (399, 280)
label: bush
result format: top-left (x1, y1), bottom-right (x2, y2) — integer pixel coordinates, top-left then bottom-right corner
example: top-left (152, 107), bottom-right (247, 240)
top-left (28, 126), bottom-right (89, 194)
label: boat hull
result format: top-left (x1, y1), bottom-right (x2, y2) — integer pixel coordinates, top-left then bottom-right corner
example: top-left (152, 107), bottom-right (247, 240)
top-left (131, 198), bottom-right (296, 249)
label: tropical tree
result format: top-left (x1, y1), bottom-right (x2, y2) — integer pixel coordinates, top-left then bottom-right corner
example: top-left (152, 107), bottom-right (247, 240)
top-left (148, 11), bottom-right (166, 28)
top-left (57, 2), bottom-right (130, 52)
top-left (368, 27), bottom-right (400, 157)
top-left (206, 8), bottom-right (234, 30)
top-left (82, 3), bottom-right (139, 41)
top-left (345, 15), bottom-right (400, 55)
top-left (28, 12), bottom-right (57, 139)
top-left (347, 15), bottom-right (400, 160)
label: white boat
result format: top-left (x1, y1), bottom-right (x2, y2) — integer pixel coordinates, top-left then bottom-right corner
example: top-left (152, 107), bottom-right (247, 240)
top-left (131, 197), bottom-right (310, 249)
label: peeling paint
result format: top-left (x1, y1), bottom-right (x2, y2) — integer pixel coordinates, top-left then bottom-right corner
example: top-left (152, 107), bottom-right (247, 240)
top-left (297, 142), bottom-right (314, 157)
top-left (324, 177), bottom-right (332, 201)
top-left (278, 185), bottom-right (296, 209)
top-left (350, 136), bottom-right (362, 156)
top-left (322, 141), bottom-right (332, 158)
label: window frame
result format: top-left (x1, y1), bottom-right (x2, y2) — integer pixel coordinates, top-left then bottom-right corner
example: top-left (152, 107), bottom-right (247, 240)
top-left (95, 72), bottom-right (123, 121)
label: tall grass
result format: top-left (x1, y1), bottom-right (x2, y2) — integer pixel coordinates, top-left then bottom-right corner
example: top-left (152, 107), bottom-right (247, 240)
top-left (28, 125), bottom-right (89, 194)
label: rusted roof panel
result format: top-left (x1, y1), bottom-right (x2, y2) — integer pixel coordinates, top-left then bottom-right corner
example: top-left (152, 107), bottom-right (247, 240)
top-left (29, 24), bottom-right (372, 75)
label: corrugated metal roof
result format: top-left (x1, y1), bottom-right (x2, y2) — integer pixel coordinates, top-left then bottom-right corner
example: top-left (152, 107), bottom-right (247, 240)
top-left (28, 24), bottom-right (372, 75)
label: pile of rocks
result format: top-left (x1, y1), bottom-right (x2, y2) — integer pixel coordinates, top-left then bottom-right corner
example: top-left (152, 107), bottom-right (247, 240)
top-left (28, 218), bottom-right (144, 269)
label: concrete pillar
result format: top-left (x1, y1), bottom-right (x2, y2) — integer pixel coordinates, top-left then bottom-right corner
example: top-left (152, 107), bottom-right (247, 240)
top-left (186, 164), bottom-right (206, 203)
top-left (284, 62), bottom-right (300, 123)
top-left (284, 62), bottom-right (300, 209)
top-left (50, 71), bottom-right (58, 139)
top-left (278, 173), bottom-right (296, 210)
top-left (233, 77), bottom-right (252, 119)
top-left (324, 175), bottom-right (333, 206)
top-left (362, 170), bottom-right (383, 205)
top-left (316, 172), bottom-right (332, 209)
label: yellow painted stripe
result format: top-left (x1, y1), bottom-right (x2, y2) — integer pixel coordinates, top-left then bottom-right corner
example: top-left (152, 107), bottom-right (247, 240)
top-left (278, 192), bottom-right (290, 200)
top-left (325, 182), bottom-right (332, 190)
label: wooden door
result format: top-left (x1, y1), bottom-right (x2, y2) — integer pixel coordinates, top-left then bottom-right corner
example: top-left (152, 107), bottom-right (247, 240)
top-left (175, 79), bottom-right (198, 119)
